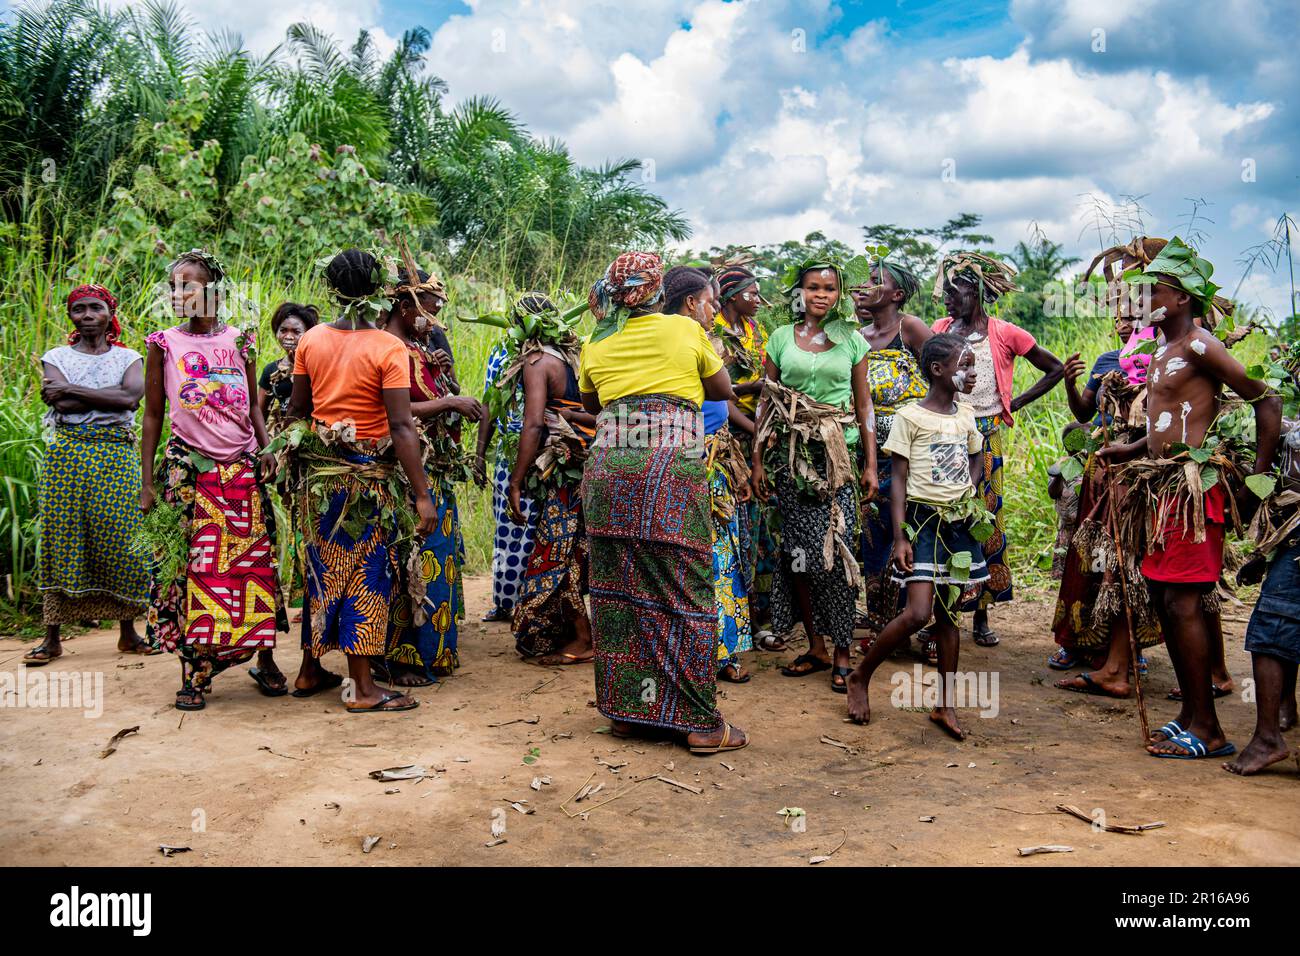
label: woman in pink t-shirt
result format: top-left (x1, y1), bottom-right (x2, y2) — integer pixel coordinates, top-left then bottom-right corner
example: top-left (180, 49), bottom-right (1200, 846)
top-left (140, 250), bottom-right (287, 710)
top-left (931, 253), bottom-right (1068, 649)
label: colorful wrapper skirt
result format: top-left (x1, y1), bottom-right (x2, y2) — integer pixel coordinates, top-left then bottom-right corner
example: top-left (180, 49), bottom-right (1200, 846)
top-left (770, 443), bottom-right (861, 650)
top-left (146, 438), bottom-right (285, 692)
top-left (961, 415), bottom-right (1012, 610)
top-left (514, 483), bottom-right (589, 658)
top-left (39, 424), bottom-right (148, 624)
top-left (301, 449), bottom-right (400, 658)
top-left (584, 394), bottom-right (721, 734)
top-left (491, 455), bottom-right (538, 614)
top-left (708, 439), bottom-right (752, 668)
top-left (388, 485), bottom-right (463, 678)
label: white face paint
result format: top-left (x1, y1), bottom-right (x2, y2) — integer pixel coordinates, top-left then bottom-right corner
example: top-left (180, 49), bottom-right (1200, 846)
top-left (1180, 401), bottom-right (1193, 444)
top-left (1165, 357), bottom-right (1187, 377)
top-left (1189, 338), bottom-right (1207, 355)
top-left (950, 348), bottom-right (972, 390)
top-left (819, 269), bottom-right (832, 280)
top-left (1147, 306), bottom-right (1167, 323)
top-left (1154, 411), bottom-right (1172, 432)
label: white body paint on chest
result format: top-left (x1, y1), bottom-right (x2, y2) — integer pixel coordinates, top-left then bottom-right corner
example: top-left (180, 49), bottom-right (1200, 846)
top-left (1190, 338), bottom-right (1207, 355)
top-left (1180, 401), bottom-right (1193, 444)
top-left (1165, 357), bottom-right (1187, 377)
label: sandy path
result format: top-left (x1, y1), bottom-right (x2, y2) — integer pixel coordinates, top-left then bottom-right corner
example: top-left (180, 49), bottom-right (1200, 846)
top-left (1, 578), bottom-right (1296, 866)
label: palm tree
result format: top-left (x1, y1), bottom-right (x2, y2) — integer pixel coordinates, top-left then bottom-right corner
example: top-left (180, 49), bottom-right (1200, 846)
top-left (0, 0), bottom-right (117, 204)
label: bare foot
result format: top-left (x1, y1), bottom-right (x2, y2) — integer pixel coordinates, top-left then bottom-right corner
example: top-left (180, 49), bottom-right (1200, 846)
top-left (1223, 735), bottom-right (1290, 776)
top-left (929, 707), bottom-right (966, 741)
top-left (846, 668), bottom-right (871, 724)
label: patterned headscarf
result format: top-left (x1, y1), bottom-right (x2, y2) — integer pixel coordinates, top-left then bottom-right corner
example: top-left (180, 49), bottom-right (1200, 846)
top-left (588, 251), bottom-right (664, 321)
top-left (717, 266), bottom-right (765, 306)
top-left (66, 284), bottom-right (125, 346)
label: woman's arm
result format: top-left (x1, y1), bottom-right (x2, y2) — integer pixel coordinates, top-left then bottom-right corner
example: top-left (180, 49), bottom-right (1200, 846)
top-left (140, 345), bottom-right (166, 512)
top-left (410, 395), bottom-right (484, 422)
top-left (750, 355), bottom-right (779, 499)
top-left (507, 361), bottom-right (550, 523)
top-left (726, 401), bottom-right (755, 436)
top-left (851, 356), bottom-right (878, 499)
top-left (1010, 343), bottom-right (1066, 413)
top-left (383, 388), bottom-right (438, 535)
top-left (901, 314), bottom-right (934, 356)
top-left (41, 359), bottom-right (145, 412)
top-left (702, 367), bottom-right (735, 402)
top-left (288, 373), bottom-right (313, 422)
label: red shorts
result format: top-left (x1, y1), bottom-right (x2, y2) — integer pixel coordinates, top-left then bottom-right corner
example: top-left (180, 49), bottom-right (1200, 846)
top-left (1141, 484), bottom-right (1226, 585)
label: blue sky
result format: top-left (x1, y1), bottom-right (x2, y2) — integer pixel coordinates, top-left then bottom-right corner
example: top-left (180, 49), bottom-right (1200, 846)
top-left (14, 0), bottom-right (1298, 317)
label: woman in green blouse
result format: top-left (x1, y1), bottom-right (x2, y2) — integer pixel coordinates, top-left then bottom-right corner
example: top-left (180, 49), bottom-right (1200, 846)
top-left (752, 261), bottom-right (876, 693)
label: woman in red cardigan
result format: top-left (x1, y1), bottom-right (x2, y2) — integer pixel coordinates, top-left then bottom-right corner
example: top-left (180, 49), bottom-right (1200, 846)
top-left (931, 253), bottom-right (1071, 649)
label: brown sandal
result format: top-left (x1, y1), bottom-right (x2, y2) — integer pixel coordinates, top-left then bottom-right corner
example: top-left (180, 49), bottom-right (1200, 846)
top-left (690, 722), bottom-right (749, 755)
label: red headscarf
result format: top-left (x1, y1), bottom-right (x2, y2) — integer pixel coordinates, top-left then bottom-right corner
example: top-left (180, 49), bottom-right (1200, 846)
top-left (588, 251), bottom-right (664, 320)
top-left (66, 284), bottom-right (125, 346)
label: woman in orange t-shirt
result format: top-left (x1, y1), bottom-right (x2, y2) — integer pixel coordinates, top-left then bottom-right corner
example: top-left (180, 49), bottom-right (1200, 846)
top-left (287, 249), bottom-right (437, 714)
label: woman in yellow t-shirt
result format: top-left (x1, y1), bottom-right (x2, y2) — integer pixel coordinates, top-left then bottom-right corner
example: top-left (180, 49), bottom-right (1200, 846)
top-left (580, 252), bottom-right (748, 755)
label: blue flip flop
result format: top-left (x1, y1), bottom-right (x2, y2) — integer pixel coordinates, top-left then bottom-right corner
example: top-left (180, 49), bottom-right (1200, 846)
top-left (1150, 730), bottom-right (1236, 760)
top-left (1151, 720), bottom-right (1183, 741)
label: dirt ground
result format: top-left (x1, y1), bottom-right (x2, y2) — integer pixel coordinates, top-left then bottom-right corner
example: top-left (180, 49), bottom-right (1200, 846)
top-left (1, 576), bottom-right (1296, 867)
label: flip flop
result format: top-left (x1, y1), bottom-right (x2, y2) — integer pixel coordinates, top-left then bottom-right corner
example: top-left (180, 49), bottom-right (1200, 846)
top-left (1149, 730), bottom-right (1236, 760)
top-left (1166, 683), bottom-right (1232, 701)
top-left (717, 663), bottom-right (751, 683)
top-left (781, 653), bottom-right (831, 677)
top-left (1047, 647), bottom-right (1078, 670)
top-left (1058, 672), bottom-right (1130, 699)
top-left (290, 670), bottom-right (344, 698)
top-left (118, 638), bottom-right (160, 656)
top-left (249, 666), bottom-right (289, 697)
top-left (689, 722), bottom-right (749, 755)
top-left (175, 689), bottom-right (205, 711)
top-left (972, 625), bottom-right (1000, 647)
top-left (754, 632), bottom-right (787, 652)
top-left (534, 650), bottom-right (595, 666)
top-left (1150, 720), bottom-right (1184, 742)
top-left (22, 645), bottom-right (61, 667)
top-left (346, 691), bottom-right (419, 714)
top-left (830, 665), bottom-right (852, 694)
